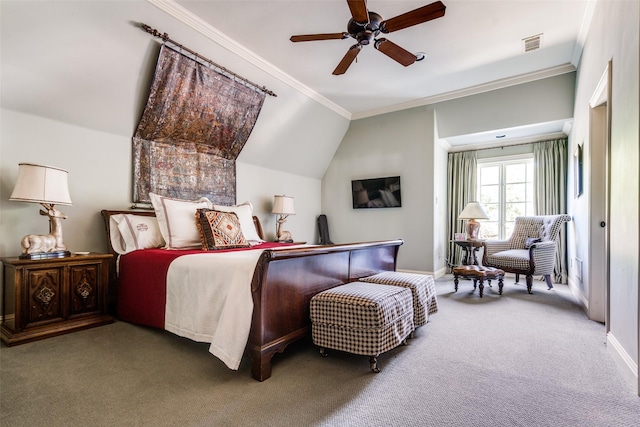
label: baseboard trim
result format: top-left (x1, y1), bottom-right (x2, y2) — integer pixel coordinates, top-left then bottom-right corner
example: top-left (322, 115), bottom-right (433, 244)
top-left (397, 268), bottom-right (446, 279)
top-left (607, 331), bottom-right (639, 394)
top-left (567, 277), bottom-right (589, 311)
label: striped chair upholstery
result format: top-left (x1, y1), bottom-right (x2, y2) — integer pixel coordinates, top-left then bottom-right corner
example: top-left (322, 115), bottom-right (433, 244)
top-left (482, 214), bottom-right (571, 294)
top-left (310, 282), bottom-right (414, 373)
top-left (359, 271), bottom-right (438, 327)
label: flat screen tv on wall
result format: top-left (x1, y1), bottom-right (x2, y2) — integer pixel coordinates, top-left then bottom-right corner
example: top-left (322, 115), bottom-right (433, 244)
top-left (352, 176), bottom-right (402, 209)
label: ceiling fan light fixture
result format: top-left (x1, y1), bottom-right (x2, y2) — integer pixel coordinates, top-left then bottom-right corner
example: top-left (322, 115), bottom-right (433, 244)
top-left (357, 30), bottom-right (374, 45)
top-left (290, 1), bottom-right (447, 74)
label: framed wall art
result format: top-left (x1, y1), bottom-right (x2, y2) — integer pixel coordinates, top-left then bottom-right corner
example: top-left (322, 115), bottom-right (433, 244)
top-left (574, 144), bottom-right (583, 198)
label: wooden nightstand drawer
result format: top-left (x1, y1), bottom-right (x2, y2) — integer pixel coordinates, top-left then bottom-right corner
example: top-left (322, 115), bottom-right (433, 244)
top-left (1, 253), bottom-right (114, 346)
top-left (23, 266), bottom-right (64, 327)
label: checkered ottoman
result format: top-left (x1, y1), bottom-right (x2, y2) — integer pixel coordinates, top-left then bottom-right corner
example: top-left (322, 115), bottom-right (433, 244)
top-left (360, 271), bottom-right (438, 327)
top-left (310, 282), bottom-right (414, 373)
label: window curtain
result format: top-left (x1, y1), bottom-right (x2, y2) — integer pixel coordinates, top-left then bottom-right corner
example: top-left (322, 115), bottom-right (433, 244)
top-left (534, 139), bottom-right (568, 283)
top-left (446, 150), bottom-right (478, 269)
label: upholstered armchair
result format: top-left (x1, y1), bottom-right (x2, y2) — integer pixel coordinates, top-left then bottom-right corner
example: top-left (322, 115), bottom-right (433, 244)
top-left (482, 214), bottom-right (571, 294)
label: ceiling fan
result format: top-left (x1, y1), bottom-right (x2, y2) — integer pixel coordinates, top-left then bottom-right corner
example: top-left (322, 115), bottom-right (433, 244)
top-left (290, 0), bottom-right (446, 75)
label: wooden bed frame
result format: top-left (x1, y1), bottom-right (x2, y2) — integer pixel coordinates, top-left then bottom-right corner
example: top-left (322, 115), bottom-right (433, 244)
top-left (101, 209), bottom-right (403, 381)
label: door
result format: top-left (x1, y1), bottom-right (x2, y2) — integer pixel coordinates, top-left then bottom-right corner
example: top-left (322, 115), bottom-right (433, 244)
top-left (587, 63), bottom-right (611, 326)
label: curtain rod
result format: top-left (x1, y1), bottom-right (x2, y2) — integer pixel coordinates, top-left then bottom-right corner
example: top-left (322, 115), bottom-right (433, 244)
top-left (140, 23), bottom-right (277, 97)
top-left (450, 137), bottom-right (568, 153)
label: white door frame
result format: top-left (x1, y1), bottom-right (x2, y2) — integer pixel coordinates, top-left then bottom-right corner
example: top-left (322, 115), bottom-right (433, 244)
top-left (588, 62), bottom-right (612, 327)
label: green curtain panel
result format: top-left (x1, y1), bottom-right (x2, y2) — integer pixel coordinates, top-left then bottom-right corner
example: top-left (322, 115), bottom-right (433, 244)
top-left (446, 150), bottom-right (478, 269)
top-left (534, 139), bottom-right (568, 283)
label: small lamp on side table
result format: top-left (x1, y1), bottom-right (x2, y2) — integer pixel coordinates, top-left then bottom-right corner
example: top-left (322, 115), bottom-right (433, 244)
top-left (272, 195), bottom-right (295, 242)
top-left (458, 201), bottom-right (489, 240)
top-left (9, 163), bottom-right (73, 259)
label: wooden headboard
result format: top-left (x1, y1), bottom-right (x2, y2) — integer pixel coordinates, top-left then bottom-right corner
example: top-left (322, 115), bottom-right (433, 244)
top-left (100, 209), bottom-right (265, 257)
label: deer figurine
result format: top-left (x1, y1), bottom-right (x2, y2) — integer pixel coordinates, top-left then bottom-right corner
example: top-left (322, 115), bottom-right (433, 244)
top-left (21, 205), bottom-right (68, 255)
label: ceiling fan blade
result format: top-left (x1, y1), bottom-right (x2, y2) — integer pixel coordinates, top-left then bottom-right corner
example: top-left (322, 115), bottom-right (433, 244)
top-left (380, 1), bottom-right (446, 33)
top-left (290, 33), bottom-right (349, 42)
top-left (374, 38), bottom-right (417, 67)
top-left (347, 0), bottom-right (369, 24)
top-left (333, 45), bottom-right (362, 75)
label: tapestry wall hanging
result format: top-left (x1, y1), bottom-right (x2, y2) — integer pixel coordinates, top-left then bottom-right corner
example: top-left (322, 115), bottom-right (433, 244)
top-left (133, 44), bottom-right (266, 205)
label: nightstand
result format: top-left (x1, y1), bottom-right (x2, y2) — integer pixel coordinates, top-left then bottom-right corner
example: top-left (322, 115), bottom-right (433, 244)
top-left (1, 253), bottom-right (114, 346)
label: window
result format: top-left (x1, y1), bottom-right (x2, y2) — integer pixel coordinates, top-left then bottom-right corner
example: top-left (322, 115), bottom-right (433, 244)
top-left (478, 155), bottom-right (534, 239)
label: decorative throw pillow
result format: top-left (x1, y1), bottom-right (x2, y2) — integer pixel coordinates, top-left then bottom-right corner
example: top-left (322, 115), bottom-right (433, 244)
top-left (149, 193), bottom-right (213, 249)
top-left (524, 237), bottom-right (542, 249)
top-left (213, 202), bottom-right (264, 243)
top-left (109, 214), bottom-right (165, 255)
top-left (196, 209), bottom-right (250, 250)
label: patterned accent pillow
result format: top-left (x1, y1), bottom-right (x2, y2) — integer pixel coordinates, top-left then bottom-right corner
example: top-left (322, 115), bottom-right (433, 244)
top-left (196, 209), bottom-right (250, 250)
top-left (524, 237), bottom-right (541, 249)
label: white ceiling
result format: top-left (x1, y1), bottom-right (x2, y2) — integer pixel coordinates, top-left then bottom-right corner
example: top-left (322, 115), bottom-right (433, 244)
top-left (174, 1), bottom-right (590, 119)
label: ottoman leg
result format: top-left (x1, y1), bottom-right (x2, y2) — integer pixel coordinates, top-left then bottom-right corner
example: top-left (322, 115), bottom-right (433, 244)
top-left (498, 277), bottom-right (504, 295)
top-left (370, 355), bottom-right (380, 373)
top-left (478, 279), bottom-right (484, 297)
top-left (320, 348), bottom-right (328, 357)
top-left (454, 274), bottom-right (459, 292)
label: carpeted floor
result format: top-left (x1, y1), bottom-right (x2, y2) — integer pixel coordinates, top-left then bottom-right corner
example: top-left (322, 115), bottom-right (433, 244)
top-left (1, 276), bottom-right (639, 426)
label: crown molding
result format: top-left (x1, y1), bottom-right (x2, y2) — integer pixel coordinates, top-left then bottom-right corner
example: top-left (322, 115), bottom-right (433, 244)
top-left (146, 0), bottom-right (351, 119)
top-left (571, 0), bottom-right (598, 66)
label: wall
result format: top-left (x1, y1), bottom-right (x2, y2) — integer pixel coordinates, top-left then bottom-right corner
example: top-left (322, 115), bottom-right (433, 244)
top-left (436, 73), bottom-right (575, 139)
top-left (568, 0), bottom-right (639, 391)
top-left (433, 123), bottom-right (449, 276)
top-left (322, 106), bottom-right (436, 273)
top-left (0, 1), bottom-right (350, 261)
top-left (236, 162), bottom-right (321, 244)
top-left (0, 110), bottom-right (322, 256)
top-left (323, 74), bottom-right (575, 275)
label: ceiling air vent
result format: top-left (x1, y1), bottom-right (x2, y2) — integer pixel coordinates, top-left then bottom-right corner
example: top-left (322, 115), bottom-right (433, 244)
top-left (523, 34), bottom-right (543, 52)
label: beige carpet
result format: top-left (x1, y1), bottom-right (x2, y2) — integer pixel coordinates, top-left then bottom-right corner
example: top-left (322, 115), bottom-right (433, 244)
top-left (1, 276), bottom-right (639, 426)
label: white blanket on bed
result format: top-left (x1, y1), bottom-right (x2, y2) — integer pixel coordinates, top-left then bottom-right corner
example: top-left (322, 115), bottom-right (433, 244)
top-left (164, 250), bottom-right (264, 370)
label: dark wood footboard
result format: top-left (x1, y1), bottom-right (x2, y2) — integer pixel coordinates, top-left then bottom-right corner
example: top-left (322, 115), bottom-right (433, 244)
top-left (247, 240), bottom-right (402, 381)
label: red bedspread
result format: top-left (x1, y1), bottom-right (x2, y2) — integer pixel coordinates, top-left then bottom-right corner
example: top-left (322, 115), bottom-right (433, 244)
top-left (117, 242), bottom-right (290, 328)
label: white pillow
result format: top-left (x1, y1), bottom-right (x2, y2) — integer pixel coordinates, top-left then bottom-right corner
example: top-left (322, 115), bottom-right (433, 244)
top-left (150, 193), bottom-right (213, 249)
top-left (109, 214), bottom-right (165, 255)
top-left (213, 201), bottom-right (263, 242)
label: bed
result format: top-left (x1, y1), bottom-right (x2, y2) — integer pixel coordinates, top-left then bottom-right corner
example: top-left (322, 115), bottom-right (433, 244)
top-left (101, 208), bottom-right (403, 381)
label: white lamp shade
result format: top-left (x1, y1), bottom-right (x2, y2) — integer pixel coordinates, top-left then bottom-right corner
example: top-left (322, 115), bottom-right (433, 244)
top-left (272, 195), bottom-right (295, 215)
top-left (458, 201), bottom-right (488, 220)
top-left (10, 163), bottom-right (72, 205)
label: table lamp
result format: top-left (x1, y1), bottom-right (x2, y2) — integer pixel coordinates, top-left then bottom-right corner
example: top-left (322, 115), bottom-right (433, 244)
top-left (458, 201), bottom-right (489, 240)
top-left (10, 163), bottom-right (73, 259)
top-left (272, 195), bottom-right (295, 242)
